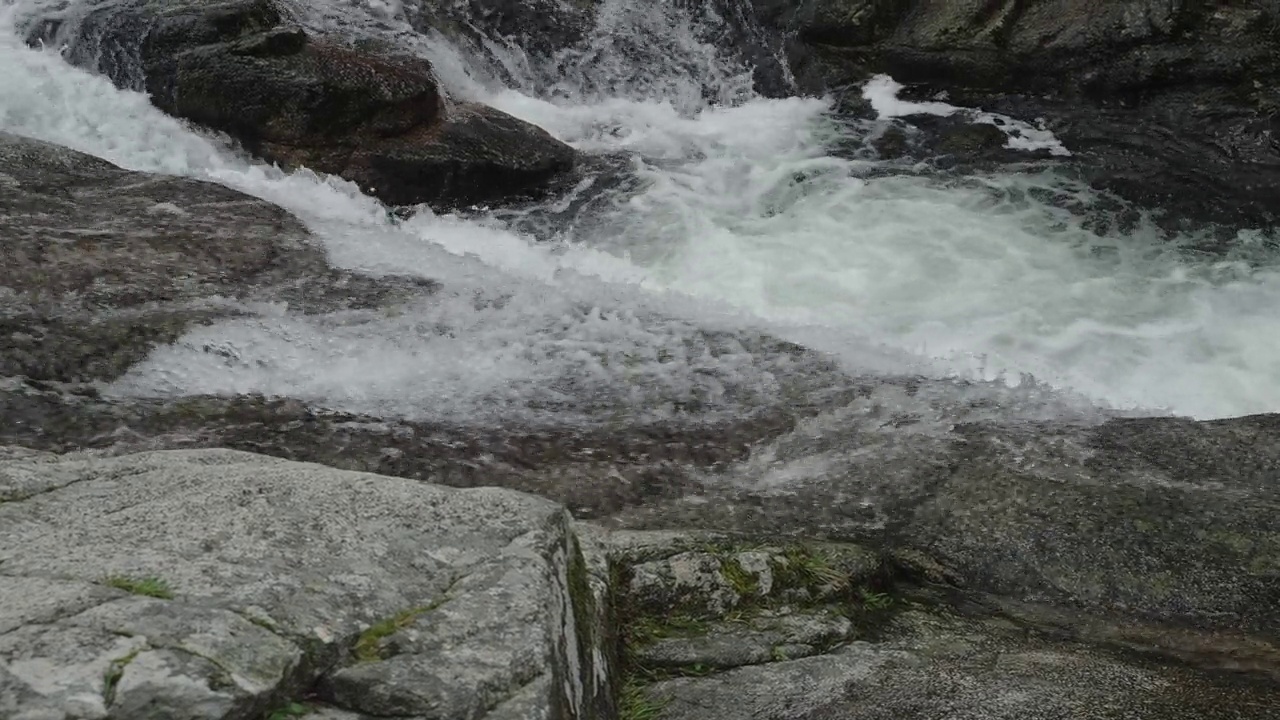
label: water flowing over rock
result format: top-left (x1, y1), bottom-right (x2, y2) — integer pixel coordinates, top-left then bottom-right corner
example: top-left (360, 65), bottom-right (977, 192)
top-left (23, 0), bottom-right (577, 209)
top-left (775, 0), bottom-right (1280, 234)
top-left (4, 0), bottom-right (1280, 715)
top-left (0, 131), bottom-right (436, 384)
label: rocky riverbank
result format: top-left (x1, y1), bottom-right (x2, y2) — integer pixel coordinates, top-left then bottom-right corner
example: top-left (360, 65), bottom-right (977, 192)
top-left (4, 0), bottom-right (1280, 717)
top-left (4, 448), bottom-right (1277, 719)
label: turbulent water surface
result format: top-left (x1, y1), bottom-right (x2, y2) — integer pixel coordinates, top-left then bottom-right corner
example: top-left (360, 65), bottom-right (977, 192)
top-left (4, 0), bottom-right (1280, 423)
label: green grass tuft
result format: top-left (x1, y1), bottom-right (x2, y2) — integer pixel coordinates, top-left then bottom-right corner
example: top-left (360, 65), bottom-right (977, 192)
top-left (265, 701), bottom-right (310, 720)
top-left (102, 574), bottom-right (174, 599)
top-left (774, 546), bottom-right (849, 595)
top-left (720, 556), bottom-right (760, 598)
top-left (619, 679), bottom-right (667, 720)
top-left (102, 648), bottom-right (142, 706)
top-left (860, 588), bottom-right (894, 611)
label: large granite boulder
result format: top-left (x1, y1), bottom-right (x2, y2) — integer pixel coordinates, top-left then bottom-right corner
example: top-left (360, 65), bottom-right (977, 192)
top-left (24, 0), bottom-right (576, 209)
top-left (0, 447), bottom-right (614, 719)
top-left (774, 0), bottom-right (1280, 234)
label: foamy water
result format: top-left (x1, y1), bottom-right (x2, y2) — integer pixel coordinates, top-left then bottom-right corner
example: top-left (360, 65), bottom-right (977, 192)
top-left (3, 0), bottom-right (1280, 421)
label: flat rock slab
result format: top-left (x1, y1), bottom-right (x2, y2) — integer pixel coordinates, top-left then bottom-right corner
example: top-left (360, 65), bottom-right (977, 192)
top-left (645, 608), bottom-right (1280, 720)
top-left (609, 391), bottom-right (1280, 638)
top-left (0, 448), bottom-right (610, 720)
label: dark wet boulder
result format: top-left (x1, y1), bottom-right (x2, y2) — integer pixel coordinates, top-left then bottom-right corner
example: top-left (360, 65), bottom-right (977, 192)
top-left (24, 0), bottom-right (576, 209)
top-left (776, 0), bottom-right (1280, 233)
top-left (404, 0), bottom-right (598, 65)
top-left (0, 131), bottom-right (435, 384)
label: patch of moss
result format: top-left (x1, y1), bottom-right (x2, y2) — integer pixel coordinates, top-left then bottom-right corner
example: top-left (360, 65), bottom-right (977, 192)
top-left (102, 574), bottom-right (174, 599)
top-left (629, 614), bottom-right (711, 645)
top-left (352, 601), bottom-right (443, 663)
top-left (102, 648), bottom-right (142, 706)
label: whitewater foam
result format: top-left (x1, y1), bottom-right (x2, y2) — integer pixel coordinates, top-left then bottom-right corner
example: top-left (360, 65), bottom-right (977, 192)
top-left (863, 74), bottom-right (1072, 157)
top-left (3, 0), bottom-right (1280, 421)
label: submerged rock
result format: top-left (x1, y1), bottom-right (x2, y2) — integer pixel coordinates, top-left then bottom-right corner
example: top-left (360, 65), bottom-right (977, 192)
top-left (780, 0), bottom-right (1280, 233)
top-left (24, 0), bottom-right (576, 209)
top-left (0, 448), bottom-right (613, 720)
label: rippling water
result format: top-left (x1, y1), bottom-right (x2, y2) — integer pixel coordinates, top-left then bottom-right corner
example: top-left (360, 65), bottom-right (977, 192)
top-left (3, 0), bottom-right (1279, 421)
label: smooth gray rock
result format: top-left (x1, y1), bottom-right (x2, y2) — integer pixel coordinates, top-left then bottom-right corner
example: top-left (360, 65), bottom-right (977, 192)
top-left (0, 448), bottom-right (611, 720)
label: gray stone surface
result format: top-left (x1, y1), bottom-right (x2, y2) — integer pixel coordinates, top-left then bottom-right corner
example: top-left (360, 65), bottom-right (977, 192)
top-left (0, 131), bottom-right (435, 384)
top-left (645, 608), bottom-right (1280, 720)
top-left (0, 448), bottom-right (610, 720)
top-left (634, 610), bottom-right (853, 671)
top-left (609, 389), bottom-right (1280, 638)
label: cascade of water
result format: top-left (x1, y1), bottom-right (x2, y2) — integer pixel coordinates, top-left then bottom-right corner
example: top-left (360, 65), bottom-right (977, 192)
top-left (3, 0), bottom-right (1280, 421)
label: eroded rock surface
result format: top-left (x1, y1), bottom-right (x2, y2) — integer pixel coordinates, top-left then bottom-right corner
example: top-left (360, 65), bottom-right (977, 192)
top-left (0, 448), bottom-right (613, 720)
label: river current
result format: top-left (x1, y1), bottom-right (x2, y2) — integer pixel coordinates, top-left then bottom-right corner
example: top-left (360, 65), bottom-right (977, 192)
top-left (3, 0), bottom-right (1279, 423)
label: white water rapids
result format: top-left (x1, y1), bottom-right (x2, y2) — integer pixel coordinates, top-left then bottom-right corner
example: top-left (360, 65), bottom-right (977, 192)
top-left (3, 0), bottom-right (1280, 423)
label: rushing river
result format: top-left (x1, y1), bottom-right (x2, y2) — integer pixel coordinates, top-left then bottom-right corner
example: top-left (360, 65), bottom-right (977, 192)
top-left (3, 0), bottom-right (1280, 423)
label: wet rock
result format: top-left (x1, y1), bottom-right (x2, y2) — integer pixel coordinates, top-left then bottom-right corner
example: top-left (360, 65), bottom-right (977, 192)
top-left (932, 117), bottom-right (1010, 156)
top-left (349, 101), bottom-right (576, 208)
top-left (0, 132), bottom-right (435, 384)
top-left (778, 0), bottom-right (1280, 233)
top-left (0, 379), bottom-right (815, 518)
top-left (24, 0), bottom-right (577, 209)
top-left (0, 447), bottom-right (612, 720)
top-left (405, 0), bottom-right (598, 65)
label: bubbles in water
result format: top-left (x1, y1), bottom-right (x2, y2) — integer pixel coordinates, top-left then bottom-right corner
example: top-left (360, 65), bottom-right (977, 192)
top-left (3, 0), bottom-right (1280, 423)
